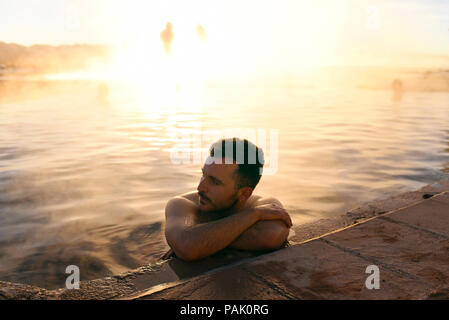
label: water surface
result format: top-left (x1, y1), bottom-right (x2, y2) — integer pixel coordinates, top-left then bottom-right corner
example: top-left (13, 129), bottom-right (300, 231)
top-left (1, 78), bottom-right (449, 288)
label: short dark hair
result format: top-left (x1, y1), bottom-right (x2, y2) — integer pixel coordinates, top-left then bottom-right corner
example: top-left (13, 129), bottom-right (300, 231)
top-left (209, 137), bottom-right (264, 190)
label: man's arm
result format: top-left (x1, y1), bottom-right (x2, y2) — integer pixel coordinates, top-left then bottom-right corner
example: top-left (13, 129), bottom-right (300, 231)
top-left (164, 197), bottom-right (260, 261)
top-left (228, 198), bottom-right (291, 251)
top-left (228, 220), bottom-right (289, 250)
top-left (164, 197), bottom-right (291, 261)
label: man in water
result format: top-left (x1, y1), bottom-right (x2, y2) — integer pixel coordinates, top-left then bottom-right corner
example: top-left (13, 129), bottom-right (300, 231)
top-left (164, 137), bottom-right (292, 262)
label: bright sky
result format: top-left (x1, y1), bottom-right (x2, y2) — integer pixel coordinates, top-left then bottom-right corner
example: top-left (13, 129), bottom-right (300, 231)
top-left (1, 0), bottom-right (448, 69)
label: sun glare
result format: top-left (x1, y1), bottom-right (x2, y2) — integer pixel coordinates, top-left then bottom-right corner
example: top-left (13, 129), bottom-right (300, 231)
top-left (101, 0), bottom-right (215, 112)
top-left (44, 0), bottom-right (347, 110)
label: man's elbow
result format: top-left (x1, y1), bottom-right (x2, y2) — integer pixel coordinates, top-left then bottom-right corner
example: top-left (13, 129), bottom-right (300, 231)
top-left (166, 235), bottom-right (200, 262)
top-left (174, 249), bottom-right (198, 262)
top-left (264, 225), bottom-right (289, 250)
top-left (175, 244), bottom-right (205, 262)
top-left (169, 244), bottom-right (199, 262)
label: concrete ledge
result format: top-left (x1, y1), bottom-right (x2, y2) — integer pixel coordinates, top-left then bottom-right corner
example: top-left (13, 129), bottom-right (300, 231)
top-left (289, 177), bottom-right (449, 245)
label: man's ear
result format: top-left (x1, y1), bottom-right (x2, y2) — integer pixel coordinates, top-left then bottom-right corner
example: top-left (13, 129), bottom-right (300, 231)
top-left (237, 187), bottom-right (253, 203)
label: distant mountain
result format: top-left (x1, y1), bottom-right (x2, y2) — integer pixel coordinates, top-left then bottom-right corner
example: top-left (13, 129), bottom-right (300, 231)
top-left (0, 42), bottom-right (110, 73)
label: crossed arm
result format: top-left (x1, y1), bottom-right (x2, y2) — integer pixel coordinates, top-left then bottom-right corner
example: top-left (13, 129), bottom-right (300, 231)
top-left (164, 197), bottom-right (292, 261)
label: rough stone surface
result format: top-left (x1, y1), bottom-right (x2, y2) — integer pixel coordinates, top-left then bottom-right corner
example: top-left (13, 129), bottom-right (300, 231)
top-left (242, 240), bottom-right (434, 300)
top-left (346, 177), bottom-right (449, 220)
top-left (288, 177), bottom-right (449, 245)
top-left (286, 216), bottom-right (352, 245)
top-left (135, 266), bottom-right (291, 300)
top-left (323, 200), bottom-right (449, 289)
top-left (383, 192), bottom-right (449, 238)
top-left (0, 281), bottom-right (54, 300)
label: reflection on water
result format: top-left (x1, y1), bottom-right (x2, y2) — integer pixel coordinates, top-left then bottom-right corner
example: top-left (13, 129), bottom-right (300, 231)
top-left (1, 79), bottom-right (449, 289)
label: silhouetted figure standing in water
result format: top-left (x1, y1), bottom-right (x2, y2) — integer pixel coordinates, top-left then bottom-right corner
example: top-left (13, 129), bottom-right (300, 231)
top-left (97, 82), bottom-right (109, 106)
top-left (392, 78), bottom-right (404, 103)
top-left (160, 22), bottom-right (174, 55)
top-left (196, 24), bottom-right (207, 42)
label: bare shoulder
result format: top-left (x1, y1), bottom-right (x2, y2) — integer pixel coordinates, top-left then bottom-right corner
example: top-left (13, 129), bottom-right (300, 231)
top-left (165, 193), bottom-right (198, 221)
top-left (164, 194), bottom-right (199, 258)
top-left (253, 196), bottom-right (284, 208)
top-left (178, 191), bottom-right (200, 204)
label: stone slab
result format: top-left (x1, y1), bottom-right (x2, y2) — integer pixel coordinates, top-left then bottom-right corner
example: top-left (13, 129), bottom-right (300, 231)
top-left (0, 281), bottom-right (53, 300)
top-left (136, 266), bottom-right (291, 300)
top-left (323, 213), bottom-right (449, 289)
top-left (241, 239), bottom-right (433, 299)
top-left (346, 177), bottom-right (449, 220)
top-left (385, 192), bottom-right (449, 238)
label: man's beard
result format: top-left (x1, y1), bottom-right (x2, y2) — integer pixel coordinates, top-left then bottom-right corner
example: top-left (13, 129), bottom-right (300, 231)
top-left (214, 193), bottom-right (240, 215)
top-left (199, 192), bottom-right (240, 214)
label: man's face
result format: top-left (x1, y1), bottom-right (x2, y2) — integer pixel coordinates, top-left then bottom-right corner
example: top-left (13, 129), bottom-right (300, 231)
top-left (196, 158), bottom-right (240, 212)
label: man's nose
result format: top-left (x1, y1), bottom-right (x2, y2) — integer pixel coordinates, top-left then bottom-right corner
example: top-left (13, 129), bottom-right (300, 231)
top-left (197, 176), bottom-right (207, 193)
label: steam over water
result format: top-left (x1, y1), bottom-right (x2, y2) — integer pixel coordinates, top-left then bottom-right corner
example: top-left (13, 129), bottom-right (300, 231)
top-left (1, 78), bottom-right (449, 289)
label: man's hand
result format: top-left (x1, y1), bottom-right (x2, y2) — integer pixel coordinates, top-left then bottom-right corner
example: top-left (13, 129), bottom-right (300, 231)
top-left (253, 203), bottom-right (292, 228)
top-left (228, 199), bottom-right (292, 251)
